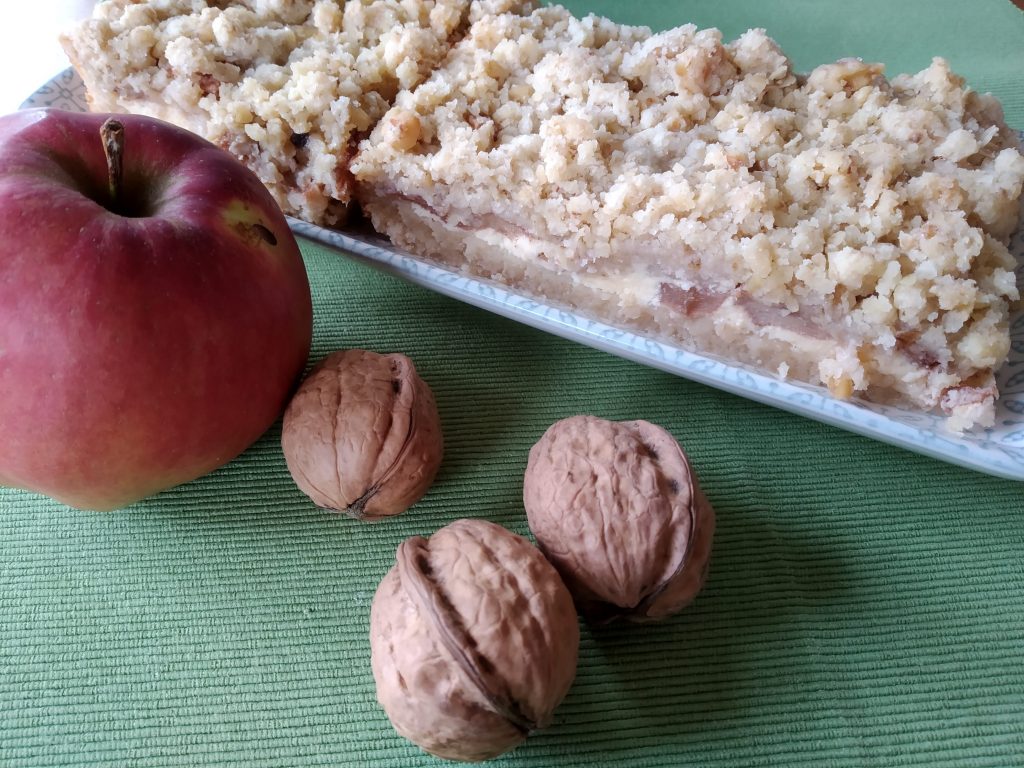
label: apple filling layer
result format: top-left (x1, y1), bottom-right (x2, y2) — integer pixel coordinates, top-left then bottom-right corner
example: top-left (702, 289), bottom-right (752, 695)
top-left (353, 4), bottom-right (1024, 430)
top-left (359, 189), bottom-right (1001, 429)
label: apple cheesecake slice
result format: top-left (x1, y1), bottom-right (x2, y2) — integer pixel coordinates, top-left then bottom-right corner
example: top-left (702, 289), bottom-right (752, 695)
top-left (60, 0), bottom-right (534, 226)
top-left (352, 4), bottom-right (1024, 431)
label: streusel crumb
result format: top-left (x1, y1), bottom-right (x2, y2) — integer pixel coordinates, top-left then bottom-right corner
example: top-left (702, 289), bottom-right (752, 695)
top-left (353, 4), bottom-right (1024, 429)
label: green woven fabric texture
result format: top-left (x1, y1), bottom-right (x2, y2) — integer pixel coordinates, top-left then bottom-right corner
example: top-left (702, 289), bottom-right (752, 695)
top-left (3, 1), bottom-right (1024, 766)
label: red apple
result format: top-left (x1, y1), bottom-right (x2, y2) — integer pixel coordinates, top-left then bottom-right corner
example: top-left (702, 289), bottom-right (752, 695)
top-left (0, 109), bottom-right (313, 510)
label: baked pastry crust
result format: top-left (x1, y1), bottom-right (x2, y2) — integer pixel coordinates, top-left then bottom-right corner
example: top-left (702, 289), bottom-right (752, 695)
top-left (352, 5), bottom-right (1024, 430)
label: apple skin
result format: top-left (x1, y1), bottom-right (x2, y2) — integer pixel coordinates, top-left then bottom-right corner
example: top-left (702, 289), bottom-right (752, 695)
top-left (0, 109), bottom-right (313, 510)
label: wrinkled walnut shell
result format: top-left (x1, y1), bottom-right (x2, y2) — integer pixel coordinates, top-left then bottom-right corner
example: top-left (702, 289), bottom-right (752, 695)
top-left (370, 519), bottom-right (579, 762)
top-left (281, 349), bottom-right (443, 520)
top-left (524, 415), bottom-right (715, 624)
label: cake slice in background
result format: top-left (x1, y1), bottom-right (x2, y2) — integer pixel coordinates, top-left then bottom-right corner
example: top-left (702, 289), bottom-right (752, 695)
top-left (60, 0), bottom-right (536, 226)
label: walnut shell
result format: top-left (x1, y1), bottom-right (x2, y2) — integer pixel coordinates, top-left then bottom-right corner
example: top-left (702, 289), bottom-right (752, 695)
top-left (370, 518), bottom-right (579, 762)
top-left (281, 350), bottom-right (443, 520)
top-left (523, 415), bottom-right (715, 624)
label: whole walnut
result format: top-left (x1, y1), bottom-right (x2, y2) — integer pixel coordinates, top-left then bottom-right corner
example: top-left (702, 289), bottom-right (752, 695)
top-left (523, 415), bottom-right (715, 624)
top-left (281, 350), bottom-right (443, 520)
top-left (370, 518), bottom-right (579, 762)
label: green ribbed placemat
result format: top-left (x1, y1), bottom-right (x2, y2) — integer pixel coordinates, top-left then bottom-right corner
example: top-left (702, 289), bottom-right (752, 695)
top-left (3, 2), bottom-right (1024, 766)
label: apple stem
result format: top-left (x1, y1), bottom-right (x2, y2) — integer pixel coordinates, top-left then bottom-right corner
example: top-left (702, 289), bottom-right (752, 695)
top-left (100, 118), bottom-right (125, 203)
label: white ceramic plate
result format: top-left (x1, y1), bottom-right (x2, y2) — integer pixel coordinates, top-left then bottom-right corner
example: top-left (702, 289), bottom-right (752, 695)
top-left (20, 69), bottom-right (1024, 481)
